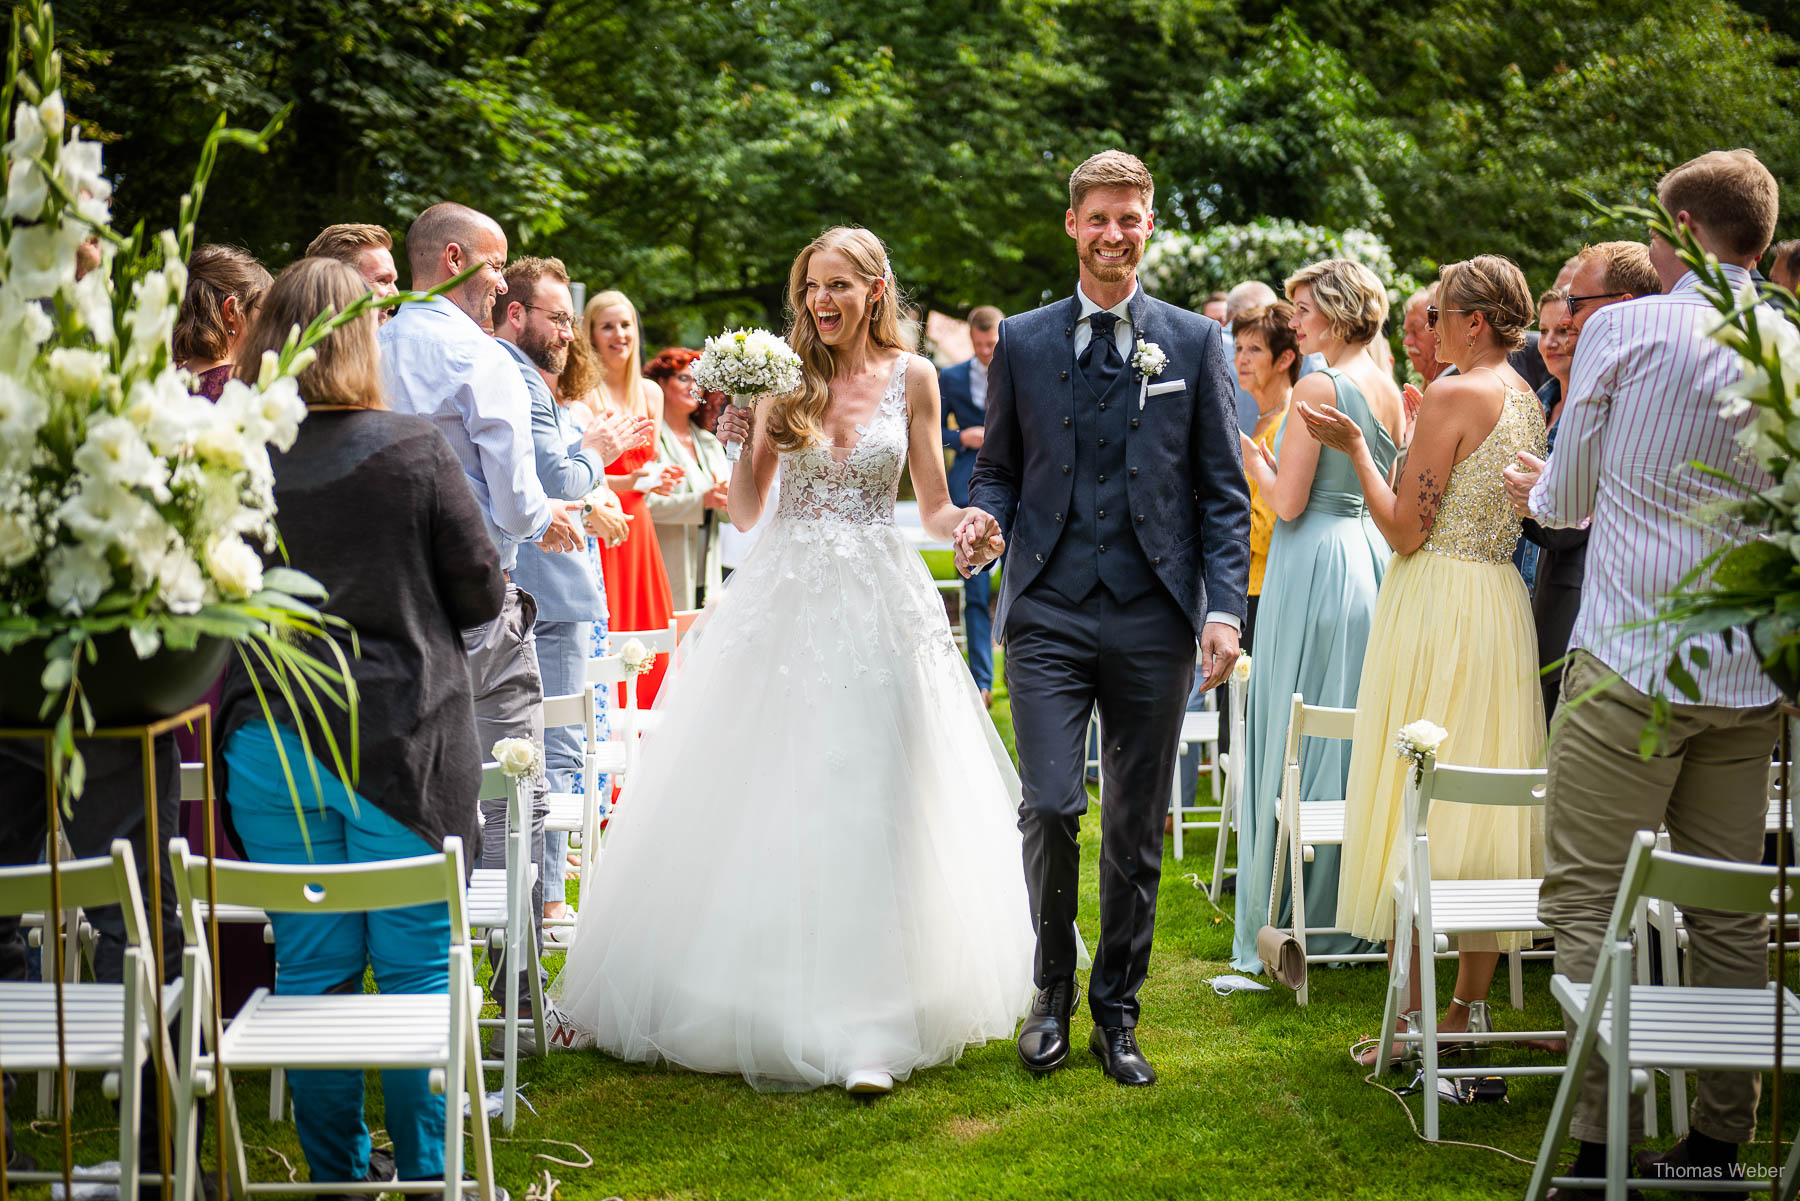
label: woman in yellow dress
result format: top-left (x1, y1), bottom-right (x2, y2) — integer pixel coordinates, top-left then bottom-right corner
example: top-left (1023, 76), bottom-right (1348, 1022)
top-left (1297, 255), bottom-right (1547, 1056)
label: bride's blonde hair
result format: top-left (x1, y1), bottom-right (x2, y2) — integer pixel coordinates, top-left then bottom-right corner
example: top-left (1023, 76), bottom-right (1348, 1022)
top-left (765, 226), bottom-right (907, 452)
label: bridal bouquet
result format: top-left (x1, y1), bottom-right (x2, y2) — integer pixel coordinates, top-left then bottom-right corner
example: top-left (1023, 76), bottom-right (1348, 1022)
top-left (692, 328), bottom-right (803, 399)
top-left (0, 0), bottom-right (430, 807)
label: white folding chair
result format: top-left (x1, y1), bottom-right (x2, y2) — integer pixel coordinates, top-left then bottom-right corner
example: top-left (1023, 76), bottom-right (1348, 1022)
top-left (607, 622), bottom-right (676, 738)
top-left (1267, 694), bottom-right (1385, 1005)
top-left (467, 764), bottom-right (544, 1131)
top-left (23, 826), bottom-right (91, 1117)
top-left (541, 688), bottom-right (629, 926)
top-left (0, 841), bottom-right (179, 1198)
top-left (1170, 682), bottom-right (1222, 862)
top-left (1374, 751), bottom-right (1563, 1140)
top-left (1206, 673), bottom-right (1248, 901)
top-left (1526, 831), bottom-right (1800, 1201)
top-left (168, 836), bottom-right (494, 1201)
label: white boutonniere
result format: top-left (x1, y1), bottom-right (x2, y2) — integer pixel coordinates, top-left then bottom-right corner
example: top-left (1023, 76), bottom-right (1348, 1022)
top-left (1391, 719), bottom-right (1449, 784)
top-left (1131, 340), bottom-right (1167, 410)
top-left (492, 737), bottom-right (544, 782)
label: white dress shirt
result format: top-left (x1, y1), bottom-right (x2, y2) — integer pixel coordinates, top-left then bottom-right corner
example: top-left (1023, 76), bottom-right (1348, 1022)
top-left (970, 356), bottom-right (988, 412)
top-left (378, 295), bottom-right (552, 571)
top-left (1527, 265), bottom-right (1776, 708)
top-left (1075, 281), bottom-right (1239, 634)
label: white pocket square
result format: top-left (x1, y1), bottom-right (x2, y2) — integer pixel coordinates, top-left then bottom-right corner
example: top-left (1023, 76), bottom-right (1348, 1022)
top-left (1145, 378), bottom-right (1187, 396)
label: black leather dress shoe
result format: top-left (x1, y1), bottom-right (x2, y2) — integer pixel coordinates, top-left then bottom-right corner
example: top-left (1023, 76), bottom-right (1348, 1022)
top-left (1090, 1025), bottom-right (1157, 1086)
top-left (1017, 978), bottom-right (1079, 1073)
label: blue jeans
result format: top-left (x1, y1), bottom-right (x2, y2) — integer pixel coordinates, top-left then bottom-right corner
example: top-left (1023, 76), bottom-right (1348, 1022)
top-left (964, 568), bottom-right (994, 691)
top-left (534, 619), bottom-right (591, 907)
top-left (224, 722), bottom-right (449, 1183)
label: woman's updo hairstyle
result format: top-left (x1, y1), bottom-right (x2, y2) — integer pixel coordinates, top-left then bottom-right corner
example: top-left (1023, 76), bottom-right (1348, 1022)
top-left (1436, 254), bottom-right (1534, 352)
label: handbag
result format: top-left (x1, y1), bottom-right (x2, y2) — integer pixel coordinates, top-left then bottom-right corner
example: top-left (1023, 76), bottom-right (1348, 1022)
top-left (1256, 924), bottom-right (1306, 991)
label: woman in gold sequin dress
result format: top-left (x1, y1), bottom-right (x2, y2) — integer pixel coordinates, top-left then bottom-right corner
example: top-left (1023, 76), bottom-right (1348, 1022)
top-left (1298, 256), bottom-right (1548, 1047)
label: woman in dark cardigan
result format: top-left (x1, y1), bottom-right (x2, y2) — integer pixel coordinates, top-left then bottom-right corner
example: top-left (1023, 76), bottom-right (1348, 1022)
top-left (217, 257), bottom-right (503, 1188)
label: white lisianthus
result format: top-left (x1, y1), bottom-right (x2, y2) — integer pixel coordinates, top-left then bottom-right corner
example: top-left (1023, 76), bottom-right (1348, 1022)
top-left (204, 533), bottom-right (263, 598)
top-left (254, 375), bottom-right (308, 451)
top-left (1, 157), bottom-right (45, 220)
top-left (1392, 719), bottom-right (1450, 763)
top-left (122, 269), bottom-right (178, 370)
top-left (0, 373), bottom-right (49, 443)
top-left (127, 370), bottom-right (208, 452)
top-left (619, 638), bottom-right (657, 676)
top-left (72, 268), bottom-right (113, 343)
top-left (4, 100), bottom-right (44, 163)
top-left (8, 222), bottom-right (78, 298)
top-left (47, 346), bottom-right (110, 400)
top-left (44, 541), bottom-right (114, 615)
top-left (0, 281), bottom-right (55, 373)
top-left (491, 737), bottom-right (543, 781)
top-left (1231, 654), bottom-right (1252, 684)
top-left (73, 415), bottom-right (170, 499)
top-left (148, 538), bottom-right (207, 613)
top-left (55, 132), bottom-right (110, 206)
top-left (56, 477), bottom-right (157, 545)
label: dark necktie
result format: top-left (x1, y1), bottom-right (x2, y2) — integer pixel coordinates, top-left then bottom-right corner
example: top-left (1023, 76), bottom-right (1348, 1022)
top-left (1081, 310), bottom-right (1122, 393)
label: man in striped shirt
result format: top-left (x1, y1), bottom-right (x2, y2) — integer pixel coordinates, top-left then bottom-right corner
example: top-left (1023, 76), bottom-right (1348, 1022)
top-left (1504, 149), bottom-right (1783, 1195)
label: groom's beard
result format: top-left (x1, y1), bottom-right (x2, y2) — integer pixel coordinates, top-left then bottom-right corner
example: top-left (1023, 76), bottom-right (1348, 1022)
top-left (1079, 240), bottom-right (1141, 285)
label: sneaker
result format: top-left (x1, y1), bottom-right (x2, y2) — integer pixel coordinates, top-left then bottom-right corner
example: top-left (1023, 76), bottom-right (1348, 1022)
top-left (516, 1003), bottom-right (596, 1054)
top-left (542, 924), bottom-right (575, 949)
top-left (845, 1068), bottom-right (894, 1095)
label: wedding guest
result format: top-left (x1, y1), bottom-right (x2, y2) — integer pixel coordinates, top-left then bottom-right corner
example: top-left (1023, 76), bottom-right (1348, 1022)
top-left (218, 256), bottom-right (504, 1186)
top-left (645, 346), bottom-right (730, 609)
top-left (173, 243), bottom-right (271, 398)
top-left (1224, 281), bottom-right (1277, 433)
top-left (1400, 287), bottom-right (1444, 385)
top-left (1520, 242), bottom-right (1658, 716)
top-left (494, 255), bottom-right (640, 938)
top-left (305, 222), bottom-right (401, 322)
top-left (1316, 255), bottom-right (1546, 1063)
top-left (1769, 238), bottom-right (1800, 295)
top-left (577, 289), bottom-right (682, 704)
top-left (939, 305), bottom-right (1004, 704)
top-left (379, 202), bottom-right (587, 1033)
top-left (1230, 258), bottom-right (1402, 976)
top-left (1202, 291), bottom-right (1229, 324)
top-left (1505, 150), bottom-right (1784, 1189)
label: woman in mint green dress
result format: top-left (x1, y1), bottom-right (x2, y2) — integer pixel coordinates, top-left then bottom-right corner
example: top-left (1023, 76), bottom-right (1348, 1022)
top-left (1230, 259), bottom-right (1404, 976)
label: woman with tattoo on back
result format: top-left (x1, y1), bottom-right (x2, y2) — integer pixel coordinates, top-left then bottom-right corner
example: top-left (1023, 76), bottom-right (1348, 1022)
top-left (1230, 259), bottom-right (1405, 975)
top-left (1302, 256), bottom-right (1549, 1065)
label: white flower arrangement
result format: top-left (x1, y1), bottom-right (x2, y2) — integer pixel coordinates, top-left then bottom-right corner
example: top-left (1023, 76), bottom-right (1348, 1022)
top-left (1231, 654), bottom-right (1252, 684)
top-left (692, 328), bottom-right (804, 400)
top-left (618, 638), bottom-right (657, 676)
top-left (491, 737), bottom-right (543, 782)
top-left (1130, 340), bottom-right (1167, 379)
top-left (1392, 719), bottom-right (1449, 781)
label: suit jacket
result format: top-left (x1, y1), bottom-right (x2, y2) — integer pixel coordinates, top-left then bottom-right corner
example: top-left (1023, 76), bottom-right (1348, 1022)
top-left (969, 288), bottom-right (1251, 637)
top-left (500, 338), bottom-right (607, 624)
top-left (938, 358), bottom-right (985, 506)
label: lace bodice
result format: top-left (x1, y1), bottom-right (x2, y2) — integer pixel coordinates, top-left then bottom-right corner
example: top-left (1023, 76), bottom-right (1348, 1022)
top-left (1422, 383), bottom-right (1548, 564)
top-left (775, 355), bottom-right (910, 526)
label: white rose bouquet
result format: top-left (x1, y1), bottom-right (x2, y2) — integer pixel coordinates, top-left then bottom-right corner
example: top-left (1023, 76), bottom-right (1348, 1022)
top-left (491, 737), bottom-right (543, 782)
top-left (693, 328), bottom-right (804, 462)
top-left (0, 0), bottom-right (467, 809)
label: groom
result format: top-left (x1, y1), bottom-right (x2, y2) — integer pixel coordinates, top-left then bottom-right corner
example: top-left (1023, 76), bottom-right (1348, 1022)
top-left (956, 150), bottom-right (1249, 1085)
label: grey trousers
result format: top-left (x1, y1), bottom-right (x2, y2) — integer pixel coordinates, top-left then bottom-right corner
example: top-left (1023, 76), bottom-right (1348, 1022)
top-left (462, 584), bottom-right (548, 999)
top-left (1538, 650), bottom-right (1780, 1144)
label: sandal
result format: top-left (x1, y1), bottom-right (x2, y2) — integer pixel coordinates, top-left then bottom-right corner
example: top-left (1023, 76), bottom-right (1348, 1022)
top-left (1349, 1010), bottom-right (1421, 1068)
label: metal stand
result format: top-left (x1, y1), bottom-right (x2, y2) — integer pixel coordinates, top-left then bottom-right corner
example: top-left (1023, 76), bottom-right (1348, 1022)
top-left (0, 704), bottom-right (220, 1201)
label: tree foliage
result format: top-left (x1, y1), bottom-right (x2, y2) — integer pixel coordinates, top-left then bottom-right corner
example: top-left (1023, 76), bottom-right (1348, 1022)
top-left (58, 0), bottom-right (1800, 342)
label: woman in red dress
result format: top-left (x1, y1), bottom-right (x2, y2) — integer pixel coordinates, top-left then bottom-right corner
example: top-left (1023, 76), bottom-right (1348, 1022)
top-left (574, 290), bottom-right (682, 704)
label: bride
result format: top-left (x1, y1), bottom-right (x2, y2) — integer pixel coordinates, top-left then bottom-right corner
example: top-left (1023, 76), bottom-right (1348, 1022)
top-left (554, 226), bottom-right (1035, 1094)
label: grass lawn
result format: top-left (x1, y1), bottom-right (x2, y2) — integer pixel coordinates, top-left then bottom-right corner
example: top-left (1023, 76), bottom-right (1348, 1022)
top-left (17, 593), bottom-right (1800, 1199)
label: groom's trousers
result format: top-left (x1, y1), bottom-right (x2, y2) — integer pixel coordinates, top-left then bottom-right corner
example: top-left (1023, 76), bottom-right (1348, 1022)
top-left (1004, 580), bottom-right (1195, 1029)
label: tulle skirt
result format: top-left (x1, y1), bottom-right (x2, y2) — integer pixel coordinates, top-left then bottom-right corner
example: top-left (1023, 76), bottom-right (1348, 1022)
top-left (1335, 550), bottom-right (1546, 951)
top-left (553, 514), bottom-right (1035, 1090)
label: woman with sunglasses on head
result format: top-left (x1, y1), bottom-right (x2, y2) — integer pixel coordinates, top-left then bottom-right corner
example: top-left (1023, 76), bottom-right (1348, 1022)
top-left (1229, 259), bottom-right (1404, 977)
top-left (1304, 255), bottom-right (1549, 1065)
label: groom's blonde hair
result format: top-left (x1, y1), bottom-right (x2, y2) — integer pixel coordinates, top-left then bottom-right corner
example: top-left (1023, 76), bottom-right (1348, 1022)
top-left (1069, 151), bottom-right (1153, 215)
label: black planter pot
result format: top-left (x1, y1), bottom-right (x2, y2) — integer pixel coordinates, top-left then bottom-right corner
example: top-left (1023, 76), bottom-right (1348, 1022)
top-left (0, 630), bottom-right (232, 727)
top-left (1750, 616), bottom-right (1800, 706)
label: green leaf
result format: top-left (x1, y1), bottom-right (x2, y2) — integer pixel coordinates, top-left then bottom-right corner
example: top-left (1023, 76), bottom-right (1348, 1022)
top-left (1712, 540), bottom-right (1793, 593)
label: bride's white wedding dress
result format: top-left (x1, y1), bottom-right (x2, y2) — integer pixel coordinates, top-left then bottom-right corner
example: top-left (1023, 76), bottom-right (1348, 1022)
top-left (554, 353), bottom-right (1035, 1091)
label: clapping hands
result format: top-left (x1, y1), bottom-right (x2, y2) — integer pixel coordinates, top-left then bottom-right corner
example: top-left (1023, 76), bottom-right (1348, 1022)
top-left (584, 409), bottom-right (656, 463)
top-left (952, 508), bottom-right (1005, 578)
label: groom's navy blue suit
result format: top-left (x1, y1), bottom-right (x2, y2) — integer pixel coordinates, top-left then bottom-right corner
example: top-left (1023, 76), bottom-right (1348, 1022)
top-left (970, 284), bottom-right (1249, 1028)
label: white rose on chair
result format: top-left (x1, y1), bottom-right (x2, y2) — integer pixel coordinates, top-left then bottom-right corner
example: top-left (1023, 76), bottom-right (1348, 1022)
top-left (1392, 719), bottom-right (1449, 781)
top-left (619, 638), bottom-right (656, 676)
top-left (492, 737), bottom-right (542, 781)
top-left (1231, 654), bottom-right (1252, 684)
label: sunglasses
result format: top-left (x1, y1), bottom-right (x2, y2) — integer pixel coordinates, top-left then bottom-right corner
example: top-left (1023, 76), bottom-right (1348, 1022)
top-left (1552, 290), bottom-right (1628, 316)
top-left (1424, 305), bottom-right (1472, 329)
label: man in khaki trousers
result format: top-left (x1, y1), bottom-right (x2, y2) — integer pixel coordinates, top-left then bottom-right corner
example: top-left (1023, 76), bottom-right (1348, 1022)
top-left (1505, 149), bottom-right (1785, 1197)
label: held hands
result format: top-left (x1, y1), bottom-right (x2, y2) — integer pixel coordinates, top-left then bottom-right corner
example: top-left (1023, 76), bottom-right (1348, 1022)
top-left (1198, 621), bottom-right (1241, 693)
top-left (583, 490), bottom-right (631, 546)
top-left (1502, 451), bottom-right (1545, 518)
top-left (715, 403), bottom-right (753, 449)
top-left (952, 508), bottom-right (1005, 578)
top-left (1296, 401), bottom-right (1364, 455)
top-left (537, 502), bottom-right (587, 554)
